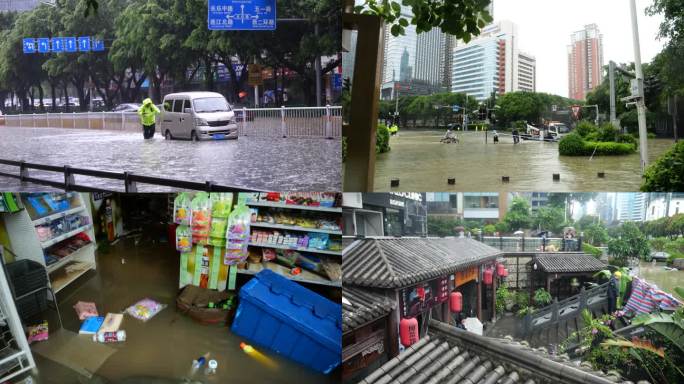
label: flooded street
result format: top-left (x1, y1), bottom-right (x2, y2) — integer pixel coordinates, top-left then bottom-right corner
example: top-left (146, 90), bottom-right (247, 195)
top-left (374, 130), bottom-right (675, 191)
top-left (638, 261), bottom-right (684, 295)
top-left (0, 127), bottom-right (341, 191)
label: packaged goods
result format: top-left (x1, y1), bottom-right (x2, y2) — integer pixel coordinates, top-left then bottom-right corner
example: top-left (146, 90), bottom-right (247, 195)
top-left (173, 193), bottom-right (192, 226)
top-left (176, 225), bottom-right (192, 252)
top-left (224, 204), bottom-right (251, 266)
top-left (191, 193), bottom-right (212, 245)
top-left (125, 298), bottom-right (166, 322)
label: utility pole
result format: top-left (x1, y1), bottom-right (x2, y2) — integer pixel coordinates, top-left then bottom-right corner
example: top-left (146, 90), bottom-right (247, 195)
top-left (314, 23), bottom-right (322, 107)
top-left (629, 0), bottom-right (649, 172)
top-left (463, 94), bottom-right (468, 130)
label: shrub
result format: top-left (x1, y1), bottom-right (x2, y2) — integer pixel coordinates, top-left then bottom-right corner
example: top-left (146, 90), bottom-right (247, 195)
top-left (596, 123), bottom-right (619, 142)
top-left (376, 123), bottom-right (391, 154)
top-left (641, 140), bottom-right (684, 191)
top-left (575, 121), bottom-right (597, 137)
top-left (559, 134), bottom-right (635, 156)
top-left (514, 120), bottom-right (527, 129)
top-left (534, 288), bottom-right (552, 306)
top-left (496, 283), bottom-right (511, 314)
top-left (616, 133), bottom-right (637, 146)
top-left (583, 243), bottom-right (603, 258)
top-left (559, 133), bottom-right (586, 155)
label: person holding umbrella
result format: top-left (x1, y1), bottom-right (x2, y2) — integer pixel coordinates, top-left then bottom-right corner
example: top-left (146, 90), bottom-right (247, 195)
top-left (138, 98), bottom-right (160, 140)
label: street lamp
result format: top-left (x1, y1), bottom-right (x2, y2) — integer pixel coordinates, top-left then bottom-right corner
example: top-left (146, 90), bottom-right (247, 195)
top-left (628, 0), bottom-right (650, 173)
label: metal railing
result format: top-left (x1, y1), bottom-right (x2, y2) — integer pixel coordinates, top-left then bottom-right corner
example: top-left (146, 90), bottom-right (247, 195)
top-left (480, 236), bottom-right (581, 252)
top-left (236, 105), bottom-right (342, 138)
top-left (0, 159), bottom-right (255, 193)
top-left (1, 106), bottom-right (343, 138)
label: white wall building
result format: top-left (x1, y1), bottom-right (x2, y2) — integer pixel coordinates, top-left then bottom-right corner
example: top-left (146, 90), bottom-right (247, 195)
top-left (616, 193), bottom-right (647, 222)
top-left (645, 194), bottom-right (684, 221)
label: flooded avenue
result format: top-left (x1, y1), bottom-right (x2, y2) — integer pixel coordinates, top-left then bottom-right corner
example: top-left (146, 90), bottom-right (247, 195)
top-left (374, 130), bottom-right (675, 192)
top-left (0, 127), bottom-right (341, 191)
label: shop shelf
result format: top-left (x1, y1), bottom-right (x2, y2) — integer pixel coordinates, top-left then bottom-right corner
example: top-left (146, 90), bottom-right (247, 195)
top-left (32, 206), bottom-right (85, 226)
top-left (237, 262), bottom-right (342, 287)
top-left (46, 243), bottom-right (95, 274)
top-left (247, 242), bottom-right (342, 256)
top-left (49, 261), bottom-right (94, 293)
top-left (246, 201), bottom-right (341, 213)
top-left (250, 222), bottom-right (342, 235)
top-left (5, 260), bottom-right (48, 298)
top-left (40, 224), bottom-right (92, 249)
top-left (0, 348), bottom-right (26, 378)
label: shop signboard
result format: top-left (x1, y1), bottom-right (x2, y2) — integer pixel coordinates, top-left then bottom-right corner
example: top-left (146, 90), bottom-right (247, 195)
top-left (247, 64), bottom-right (263, 86)
top-left (455, 267), bottom-right (478, 287)
top-left (399, 277), bottom-right (449, 318)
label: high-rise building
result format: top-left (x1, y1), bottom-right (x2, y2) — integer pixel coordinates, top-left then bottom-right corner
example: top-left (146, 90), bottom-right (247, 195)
top-left (568, 24), bottom-right (604, 100)
top-left (516, 51), bottom-right (536, 92)
top-left (616, 193), bottom-right (647, 222)
top-left (414, 28), bottom-right (446, 89)
top-left (451, 21), bottom-right (534, 101)
top-left (426, 192), bottom-right (506, 224)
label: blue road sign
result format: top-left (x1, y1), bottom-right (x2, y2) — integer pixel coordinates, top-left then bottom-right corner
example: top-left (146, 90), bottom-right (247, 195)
top-left (23, 38), bottom-right (36, 53)
top-left (51, 37), bottom-right (64, 52)
top-left (452, 105), bottom-right (461, 112)
top-left (333, 73), bottom-right (342, 90)
top-left (37, 38), bottom-right (50, 53)
top-left (92, 38), bottom-right (105, 52)
top-left (78, 37), bottom-right (90, 52)
top-left (208, 0), bottom-right (276, 31)
top-left (65, 37), bottom-right (77, 52)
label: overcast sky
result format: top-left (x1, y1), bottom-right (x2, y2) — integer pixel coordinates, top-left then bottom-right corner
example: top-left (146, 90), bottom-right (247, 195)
top-left (494, 0), bottom-right (667, 97)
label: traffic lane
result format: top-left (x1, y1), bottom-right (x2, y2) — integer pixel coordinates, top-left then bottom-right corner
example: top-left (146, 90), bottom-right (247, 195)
top-left (0, 127), bottom-right (341, 191)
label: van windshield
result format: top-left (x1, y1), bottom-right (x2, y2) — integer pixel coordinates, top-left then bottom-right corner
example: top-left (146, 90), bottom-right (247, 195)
top-left (193, 97), bottom-right (230, 113)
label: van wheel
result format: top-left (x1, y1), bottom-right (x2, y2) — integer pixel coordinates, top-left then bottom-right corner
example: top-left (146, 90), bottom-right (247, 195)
top-left (191, 131), bottom-right (199, 142)
top-left (165, 130), bottom-right (172, 140)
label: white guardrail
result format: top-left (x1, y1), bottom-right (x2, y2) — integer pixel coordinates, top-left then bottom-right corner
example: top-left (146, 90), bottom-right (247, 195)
top-left (1, 105), bottom-right (342, 139)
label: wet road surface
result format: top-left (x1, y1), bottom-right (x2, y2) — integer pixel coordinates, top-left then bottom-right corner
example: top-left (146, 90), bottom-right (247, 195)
top-left (373, 130), bottom-right (675, 192)
top-left (0, 127), bottom-right (340, 191)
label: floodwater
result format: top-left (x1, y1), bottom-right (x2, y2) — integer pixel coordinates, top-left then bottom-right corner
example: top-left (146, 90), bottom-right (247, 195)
top-left (0, 127), bottom-right (341, 191)
top-left (374, 130), bottom-right (675, 192)
top-left (36, 239), bottom-right (337, 384)
top-left (638, 261), bottom-right (684, 295)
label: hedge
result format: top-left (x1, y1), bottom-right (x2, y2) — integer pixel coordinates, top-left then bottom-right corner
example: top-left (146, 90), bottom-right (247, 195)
top-left (641, 140), bottom-right (684, 191)
top-left (559, 133), bottom-right (635, 156)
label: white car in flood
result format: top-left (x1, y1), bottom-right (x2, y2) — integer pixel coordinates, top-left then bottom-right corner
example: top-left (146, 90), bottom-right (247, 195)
top-left (160, 92), bottom-right (238, 141)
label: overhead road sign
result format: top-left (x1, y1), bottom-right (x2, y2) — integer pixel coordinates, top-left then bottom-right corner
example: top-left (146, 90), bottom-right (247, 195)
top-left (208, 0), bottom-right (276, 31)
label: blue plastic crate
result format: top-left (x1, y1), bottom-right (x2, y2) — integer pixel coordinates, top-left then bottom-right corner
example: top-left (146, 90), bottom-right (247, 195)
top-left (231, 269), bottom-right (341, 374)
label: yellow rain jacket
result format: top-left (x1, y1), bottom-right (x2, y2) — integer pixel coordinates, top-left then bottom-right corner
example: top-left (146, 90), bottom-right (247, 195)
top-left (138, 98), bottom-right (160, 126)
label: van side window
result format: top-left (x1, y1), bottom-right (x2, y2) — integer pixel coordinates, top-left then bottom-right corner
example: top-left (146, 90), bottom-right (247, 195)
top-left (163, 100), bottom-right (172, 111)
top-left (180, 100), bottom-right (189, 113)
top-left (172, 99), bottom-right (183, 113)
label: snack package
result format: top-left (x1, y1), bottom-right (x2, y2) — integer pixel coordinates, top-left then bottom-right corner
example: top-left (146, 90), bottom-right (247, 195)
top-left (224, 204), bottom-right (251, 266)
top-left (73, 301), bottom-right (98, 320)
top-left (262, 248), bottom-right (276, 262)
top-left (191, 193), bottom-right (212, 245)
top-left (176, 225), bottom-right (192, 252)
top-left (27, 321), bottom-right (49, 343)
top-left (210, 217), bottom-right (228, 239)
top-left (125, 298), bottom-right (167, 322)
top-left (173, 193), bottom-right (192, 226)
top-left (307, 233), bottom-right (330, 250)
top-left (210, 193), bottom-right (233, 218)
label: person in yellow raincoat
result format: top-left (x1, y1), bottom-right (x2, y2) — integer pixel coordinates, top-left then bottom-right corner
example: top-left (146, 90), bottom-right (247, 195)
top-left (138, 98), bottom-right (160, 139)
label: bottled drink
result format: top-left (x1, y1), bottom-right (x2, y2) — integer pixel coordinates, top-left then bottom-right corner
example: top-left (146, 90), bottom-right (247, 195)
top-left (93, 331), bottom-right (126, 343)
top-left (204, 359), bottom-right (218, 375)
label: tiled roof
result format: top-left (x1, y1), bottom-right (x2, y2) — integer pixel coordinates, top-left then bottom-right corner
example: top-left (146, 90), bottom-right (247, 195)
top-left (343, 237), bottom-right (501, 289)
top-left (534, 253), bottom-right (607, 273)
top-left (343, 286), bottom-right (395, 334)
top-left (358, 320), bottom-right (624, 384)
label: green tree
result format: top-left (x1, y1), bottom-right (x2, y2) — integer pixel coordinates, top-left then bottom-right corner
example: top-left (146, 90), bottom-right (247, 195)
top-left (607, 222), bottom-right (650, 266)
top-left (584, 222), bottom-right (609, 246)
top-left (427, 216), bottom-right (463, 237)
top-left (532, 206), bottom-right (565, 234)
top-left (496, 91), bottom-right (544, 127)
top-left (503, 197), bottom-right (532, 232)
top-left (576, 215), bottom-right (600, 229)
top-left (483, 224), bottom-right (496, 235)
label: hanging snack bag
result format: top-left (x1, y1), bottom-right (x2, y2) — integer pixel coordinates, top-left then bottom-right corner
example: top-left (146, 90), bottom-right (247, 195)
top-left (210, 193), bottom-right (233, 218)
top-left (224, 204), bottom-right (251, 266)
top-left (173, 193), bottom-right (192, 226)
top-left (176, 225), bottom-right (192, 252)
top-left (191, 193), bottom-right (212, 245)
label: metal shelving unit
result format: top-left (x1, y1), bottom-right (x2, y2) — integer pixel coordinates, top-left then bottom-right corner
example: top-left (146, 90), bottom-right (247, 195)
top-left (248, 241), bottom-right (342, 256)
top-left (0, 246), bottom-right (35, 382)
top-left (1, 193), bottom-right (97, 294)
top-left (250, 222), bottom-right (342, 235)
top-left (246, 201), bottom-right (342, 213)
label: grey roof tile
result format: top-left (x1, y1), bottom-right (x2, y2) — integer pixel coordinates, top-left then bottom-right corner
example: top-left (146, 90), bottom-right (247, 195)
top-left (534, 253), bottom-right (607, 273)
top-left (342, 286), bottom-right (395, 333)
top-left (343, 237), bottom-right (502, 288)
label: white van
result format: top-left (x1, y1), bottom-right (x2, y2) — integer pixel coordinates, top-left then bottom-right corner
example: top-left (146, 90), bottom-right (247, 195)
top-left (160, 92), bottom-right (238, 141)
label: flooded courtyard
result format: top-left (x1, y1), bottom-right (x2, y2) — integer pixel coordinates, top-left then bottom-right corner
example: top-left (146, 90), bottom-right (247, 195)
top-left (0, 127), bottom-right (341, 191)
top-left (374, 130), bottom-right (675, 191)
top-left (638, 261), bottom-right (684, 295)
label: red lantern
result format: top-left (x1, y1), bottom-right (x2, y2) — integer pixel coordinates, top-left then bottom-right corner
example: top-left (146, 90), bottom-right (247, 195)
top-left (502, 268), bottom-right (509, 277)
top-left (483, 268), bottom-right (493, 285)
top-left (399, 317), bottom-right (419, 347)
top-left (497, 263), bottom-right (505, 277)
top-left (449, 291), bottom-right (463, 313)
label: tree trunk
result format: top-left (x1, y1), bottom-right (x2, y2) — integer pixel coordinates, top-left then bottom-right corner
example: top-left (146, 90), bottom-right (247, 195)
top-left (63, 84), bottom-right (70, 112)
top-left (50, 82), bottom-right (57, 112)
top-left (204, 57), bottom-right (215, 91)
top-left (37, 84), bottom-right (44, 111)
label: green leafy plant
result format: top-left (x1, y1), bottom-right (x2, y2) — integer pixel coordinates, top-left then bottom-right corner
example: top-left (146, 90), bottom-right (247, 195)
top-left (583, 243), bottom-right (603, 258)
top-left (642, 140), bottom-right (684, 191)
top-left (496, 283), bottom-right (511, 314)
top-left (534, 288), bottom-right (552, 307)
top-left (517, 306), bottom-right (535, 317)
top-left (376, 123), bottom-right (391, 154)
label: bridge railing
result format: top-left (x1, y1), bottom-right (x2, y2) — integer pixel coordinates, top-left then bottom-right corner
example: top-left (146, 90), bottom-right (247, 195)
top-left (1, 106), bottom-right (342, 139)
top-left (480, 235), bottom-right (581, 252)
top-left (521, 282), bottom-right (609, 338)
